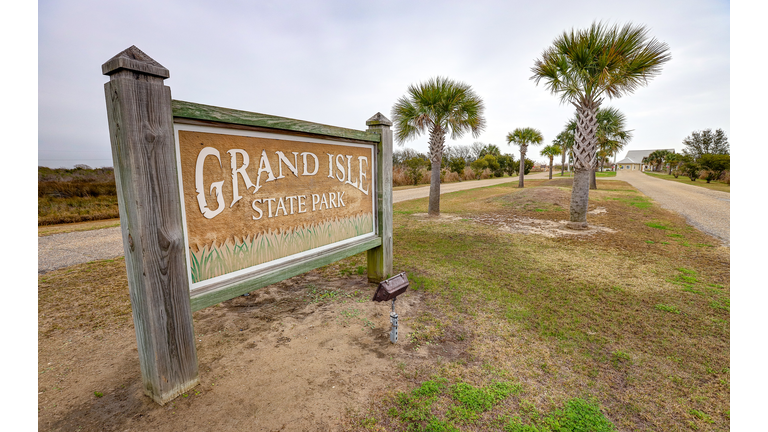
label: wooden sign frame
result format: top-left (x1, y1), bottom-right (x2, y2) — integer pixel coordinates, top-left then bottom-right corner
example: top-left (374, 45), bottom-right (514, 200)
top-left (102, 46), bottom-right (392, 405)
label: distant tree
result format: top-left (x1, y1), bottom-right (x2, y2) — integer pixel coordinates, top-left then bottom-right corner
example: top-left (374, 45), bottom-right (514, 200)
top-left (478, 144), bottom-right (501, 158)
top-left (447, 156), bottom-right (466, 176)
top-left (554, 125), bottom-right (575, 176)
top-left (392, 77), bottom-right (486, 216)
top-left (666, 153), bottom-right (684, 176)
top-left (404, 155), bottom-right (429, 185)
top-left (506, 127), bottom-right (544, 188)
top-left (681, 158), bottom-right (700, 181)
top-left (74, 164), bottom-right (92, 170)
top-left (682, 129), bottom-right (729, 159)
top-left (470, 142), bottom-right (487, 161)
top-left (496, 154), bottom-right (516, 177)
top-left (470, 154), bottom-right (500, 178)
top-left (540, 144), bottom-right (562, 179)
top-left (453, 145), bottom-right (474, 162)
top-left (698, 154), bottom-right (730, 183)
top-left (523, 158), bottom-right (535, 175)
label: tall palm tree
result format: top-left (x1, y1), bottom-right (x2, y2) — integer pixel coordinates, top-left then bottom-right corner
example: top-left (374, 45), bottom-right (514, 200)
top-left (531, 22), bottom-right (670, 229)
top-left (540, 144), bottom-right (562, 180)
top-left (392, 77), bottom-right (486, 216)
top-left (506, 127), bottom-right (544, 188)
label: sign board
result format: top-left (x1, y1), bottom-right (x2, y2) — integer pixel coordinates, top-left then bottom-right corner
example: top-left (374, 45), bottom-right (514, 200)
top-left (174, 125), bottom-right (377, 291)
top-left (102, 46), bottom-right (392, 405)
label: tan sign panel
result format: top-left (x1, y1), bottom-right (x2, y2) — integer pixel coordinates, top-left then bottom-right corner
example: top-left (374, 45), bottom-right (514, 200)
top-left (174, 125), bottom-right (376, 289)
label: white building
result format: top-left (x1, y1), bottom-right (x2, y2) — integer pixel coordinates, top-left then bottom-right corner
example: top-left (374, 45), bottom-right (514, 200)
top-left (615, 149), bottom-right (675, 172)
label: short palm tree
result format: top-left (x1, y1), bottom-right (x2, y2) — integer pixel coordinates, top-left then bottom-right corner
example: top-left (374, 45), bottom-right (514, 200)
top-left (540, 144), bottom-right (562, 180)
top-left (392, 77), bottom-right (486, 216)
top-left (531, 22), bottom-right (670, 229)
top-left (506, 127), bottom-right (544, 188)
top-left (554, 125), bottom-right (575, 176)
top-left (592, 106), bottom-right (632, 187)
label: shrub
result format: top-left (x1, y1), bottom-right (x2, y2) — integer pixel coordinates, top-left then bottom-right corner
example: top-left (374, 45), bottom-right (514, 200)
top-left (462, 167), bottom-right (476, 181)
top-left (392, 165), bottom-right (411, 187)
top-left (720, 170), bottom-right (730, 185)
top-left (443, 170), bottom-right (461, 183)
top-left (478, 168), bottom-right (492, 180)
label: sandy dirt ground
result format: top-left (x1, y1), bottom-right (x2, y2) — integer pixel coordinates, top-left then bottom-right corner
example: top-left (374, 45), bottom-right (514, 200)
top-left (38, 267), bottom-right (470, 432)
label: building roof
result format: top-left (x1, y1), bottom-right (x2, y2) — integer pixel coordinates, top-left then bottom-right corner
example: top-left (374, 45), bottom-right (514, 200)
top-left (616, 149), bottom-right (675, 165)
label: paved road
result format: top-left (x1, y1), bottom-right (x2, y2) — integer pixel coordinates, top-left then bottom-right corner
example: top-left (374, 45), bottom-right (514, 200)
top-left (37, 170), bottom-right (728, 273)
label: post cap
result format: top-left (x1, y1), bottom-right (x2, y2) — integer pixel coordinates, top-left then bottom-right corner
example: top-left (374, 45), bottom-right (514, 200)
top-left (366, 112), bottom-right (392, 127)
top-left (102, 46), bottom-right (170, 78)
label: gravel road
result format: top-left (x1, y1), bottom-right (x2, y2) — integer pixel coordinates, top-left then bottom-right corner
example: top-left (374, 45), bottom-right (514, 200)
top-left (38, 227), bottom-right (124, 274)
top-left (609, 170), bottom-right (730, 246)
top-left (37, 170), bottom-right (728, 273)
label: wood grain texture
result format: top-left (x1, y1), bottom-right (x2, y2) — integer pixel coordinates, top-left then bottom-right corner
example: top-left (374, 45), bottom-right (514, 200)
top-left (172, 100), bottom-right (381, 143)
top-left (365, 113), bottom-right (394, 282)
top-left (103, 48), bottom-right (198, 405)
top-left (190, 236), bottom-right (382, 311)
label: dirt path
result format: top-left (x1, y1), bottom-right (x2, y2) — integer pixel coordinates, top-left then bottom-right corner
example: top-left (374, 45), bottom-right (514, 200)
top-left (393, 172), bottom-right (547, 203)
top-left (612, 170), bottom-right (730, 246)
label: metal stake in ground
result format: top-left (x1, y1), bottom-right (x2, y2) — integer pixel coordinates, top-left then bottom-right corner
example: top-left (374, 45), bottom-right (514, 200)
top-left (390, 298), bottom-right (399, 343)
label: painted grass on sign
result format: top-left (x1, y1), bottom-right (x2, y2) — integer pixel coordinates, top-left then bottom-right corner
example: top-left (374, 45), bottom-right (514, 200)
top-left (190, 213), bottom-right (373, 283)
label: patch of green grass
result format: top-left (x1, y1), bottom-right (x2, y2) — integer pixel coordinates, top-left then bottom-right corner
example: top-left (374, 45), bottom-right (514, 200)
top-left (667, 233), bottom-right (684, 238)
top-left (500, 398), bottom-right (617, 432)
top-left (611, 350), bottom-right (631, 367)
top-left (645, 240), bottom-right (654, 244)
top-left (646, 221), bottom-right (671, 230)
top-left (709, 298), bottom-right (730, 312)
top-left (655, 304), bottom-right (681, 314)
top-left (94, 391), bottom-right (103, 398)
top-left (451, 381), bottom-right (521, 415)
top-left (689, 409), bottom-right (714, 423)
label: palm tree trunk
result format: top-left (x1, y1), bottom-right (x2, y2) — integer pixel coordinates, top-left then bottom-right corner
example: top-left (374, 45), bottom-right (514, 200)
top-left (569, 101), bottom-right (599, 229)
top-left (428, 159), bottom-right (441, 215)
top-left (590, 168), bottom-right (597, 190)
top-left (549, 156), bottom-right (553, 179)
top-left (570, 168), bottom-right (591, 227)
top-left (560, 150), bottom-right (565, 176)
top-left (427, 127), bottom-right (446, 216)
top-left (518, 146), bottom-right (527, 188)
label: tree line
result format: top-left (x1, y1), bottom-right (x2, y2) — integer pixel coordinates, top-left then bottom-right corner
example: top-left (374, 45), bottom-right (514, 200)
top-left (641, 129), bottom-right (729, 183)
top-left (391, 21), bottom-right (670, 228)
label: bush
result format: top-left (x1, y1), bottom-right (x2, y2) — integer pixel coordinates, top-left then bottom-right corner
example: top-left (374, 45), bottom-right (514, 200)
top-left (478, 168), bottom-right (492, 180)
top-left (470, 155), bottom-right (500, 178)
top-left (720, 170), bottom-right (730, 185)
top-left (462, 167), bottom-right (476, 181)
top-left (447, 157), bottom-right (466, 176)
top-left (392, 165), bottom-right (411, 187)
top-left (443, 170), bottom-right (461, 183)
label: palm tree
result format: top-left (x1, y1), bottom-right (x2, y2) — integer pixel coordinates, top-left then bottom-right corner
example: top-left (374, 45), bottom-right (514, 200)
top-left (592, 106), bottom-right (632, 187)
top-left (392, 77), bottom-right (486, 216)
top-left (531, 22), bottom-right (670, 229)
top-left (506, 127), bottom-right (544, 188)
top-left (554, 124), bottom-right (575, 176)
top-left (540, 144), bottom-right (562, 180)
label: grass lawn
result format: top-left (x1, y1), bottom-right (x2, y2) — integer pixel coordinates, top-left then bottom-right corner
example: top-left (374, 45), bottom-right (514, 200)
top-left (352, 179), bottom-right (729, 431)
top-left (39, 179), bottom-right (729, 431)
top-left (643, 172), bottom-right (730, 193)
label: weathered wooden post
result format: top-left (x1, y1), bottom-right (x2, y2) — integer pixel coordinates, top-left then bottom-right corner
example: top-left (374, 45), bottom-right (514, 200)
top-left (366, 113), bottom-right (393, 282)
top-left (102, 46), bottom-right (199, 404)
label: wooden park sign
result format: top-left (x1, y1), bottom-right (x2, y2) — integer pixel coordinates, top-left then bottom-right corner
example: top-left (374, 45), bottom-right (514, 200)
top-left (102, 46), bottom-right (393, 404)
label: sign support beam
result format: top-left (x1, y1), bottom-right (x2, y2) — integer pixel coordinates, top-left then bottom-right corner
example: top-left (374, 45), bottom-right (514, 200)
top-left (102, 46), bottom-right (199, 405)
top-left (366, 113), bottom-right (393, 282)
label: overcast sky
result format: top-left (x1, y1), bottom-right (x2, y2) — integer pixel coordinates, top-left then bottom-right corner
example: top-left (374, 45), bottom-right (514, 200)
top-left (38, 0), bottom-right (729, 168)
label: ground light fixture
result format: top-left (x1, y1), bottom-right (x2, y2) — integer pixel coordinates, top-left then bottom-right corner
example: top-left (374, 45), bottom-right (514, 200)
top-left (372, 272), bottom-right (409, 343)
